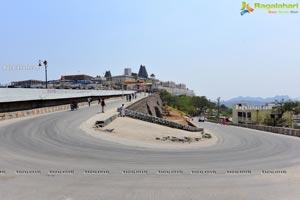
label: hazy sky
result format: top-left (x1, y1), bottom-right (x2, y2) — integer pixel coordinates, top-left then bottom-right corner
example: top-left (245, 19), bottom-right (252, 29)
top-left (0, 0), bottom-right (299, 100)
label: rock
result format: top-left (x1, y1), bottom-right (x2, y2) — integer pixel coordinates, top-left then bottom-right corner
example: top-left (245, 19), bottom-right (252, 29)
top-left (104, 128), bottom-right (114, 132)
top-left (203, 133), bottom-right (212, 139)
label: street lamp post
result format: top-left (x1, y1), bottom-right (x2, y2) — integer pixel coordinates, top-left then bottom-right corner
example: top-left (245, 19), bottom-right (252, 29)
top-left (217, 97), bottom-right (221, 123)
top-left (256, 109), bottom-right (259, 125)
top-left (39, 60), bottom-right (48, 89)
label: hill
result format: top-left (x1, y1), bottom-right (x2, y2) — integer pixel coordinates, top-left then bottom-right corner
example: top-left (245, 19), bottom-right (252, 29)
top-left (223, 95), bottom-right (293, 108)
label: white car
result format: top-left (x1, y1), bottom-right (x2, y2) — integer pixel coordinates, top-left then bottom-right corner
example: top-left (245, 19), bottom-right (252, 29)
top-left (198, 116), bottom-right (205, 122)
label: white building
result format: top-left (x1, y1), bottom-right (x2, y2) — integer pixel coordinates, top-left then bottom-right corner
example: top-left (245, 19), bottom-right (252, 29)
top-left (124, 68), bottom-right (132, 76)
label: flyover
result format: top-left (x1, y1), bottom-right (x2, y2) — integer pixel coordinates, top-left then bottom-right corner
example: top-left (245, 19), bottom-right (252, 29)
top-left (0, 97), bottom-right (300, 200)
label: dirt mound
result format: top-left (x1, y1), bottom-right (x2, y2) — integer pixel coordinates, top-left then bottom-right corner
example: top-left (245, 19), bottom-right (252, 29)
top-left (164, 106), bottom-right (191, 126)
top-left (127, 94), bottom-right (192, 126)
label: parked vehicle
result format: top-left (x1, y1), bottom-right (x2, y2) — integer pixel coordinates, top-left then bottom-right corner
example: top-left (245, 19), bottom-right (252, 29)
top-left (198, 115), bottom-right (205, 122)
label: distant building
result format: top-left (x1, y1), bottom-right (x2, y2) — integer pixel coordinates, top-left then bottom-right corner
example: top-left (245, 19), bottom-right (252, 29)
top-left (138, 65), bottom-right (148, 79)
top-left (124, 68), bottom-right (132, 76)
top-left (176, 83), bottom-right (186, 89)
top-left (61, 74), bottom-right (93, 81)
top-left (162, 81), bottom-right (176, 88)
top-left (131, 72), bottom-right (138, 79)
top-left (157, 86), bottom-right (195, 96)
top-left (156, 81), bottom-right (194, 96)
top-left (160, 82), bottom-right (186, 90)
top-left (11, 79), bottom-right (44, 88)
top-left (111, 75), bottom-right (135, 84)
top-left (232, 104), bottom-right (274, 124)
top-left (104, 71), bottom-right (112, 78)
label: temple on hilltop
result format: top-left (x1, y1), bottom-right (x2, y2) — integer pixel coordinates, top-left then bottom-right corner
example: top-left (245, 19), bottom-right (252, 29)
top-left (104, 70), bottom-right (112, 78)
top-left (138, 65), bottom-right (148, 79)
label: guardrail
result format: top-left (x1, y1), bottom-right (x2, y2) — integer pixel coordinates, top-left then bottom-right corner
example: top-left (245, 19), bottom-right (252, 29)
top-left (124, 109), bottom-right (203, 132)
top-left (231, 123), bottom-right (300, 137)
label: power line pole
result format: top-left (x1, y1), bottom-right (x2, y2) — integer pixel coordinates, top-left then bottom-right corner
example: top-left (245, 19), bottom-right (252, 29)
top-left (39, 60), bottom-right (48, 89)
top-left (217, 97), bottom-right (221, 123)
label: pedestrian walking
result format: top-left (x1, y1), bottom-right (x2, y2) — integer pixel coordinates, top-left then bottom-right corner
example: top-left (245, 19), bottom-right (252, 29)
top-left (87, 97), bottom-right (92, 107)
top-left (223, 117), bottom-right (227, 125)
top-left (101, 99), bottom-right (106, 113)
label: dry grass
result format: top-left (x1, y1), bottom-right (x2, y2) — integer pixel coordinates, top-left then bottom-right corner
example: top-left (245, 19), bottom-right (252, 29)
top-left (164, 106), bottom-right (190, 125)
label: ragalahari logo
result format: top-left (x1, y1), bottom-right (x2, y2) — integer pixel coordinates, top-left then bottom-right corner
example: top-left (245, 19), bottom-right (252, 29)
top-left (241, 2), bottom-right (254, 15)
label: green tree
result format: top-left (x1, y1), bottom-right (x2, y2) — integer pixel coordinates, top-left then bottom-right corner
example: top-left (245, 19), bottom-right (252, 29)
top-left (191, 96), bottom-right (209, 115)
top-left (270, 99), bottom-right (299, 127)
top-left (283, 100), bottom-right (299, 127)
top-left (158, 90), bottom-right (214, 116)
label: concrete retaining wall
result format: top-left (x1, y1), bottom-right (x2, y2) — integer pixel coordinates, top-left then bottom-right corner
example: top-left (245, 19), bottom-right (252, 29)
top-left (0, 95), bottom-right (123, 113)
top-left (0, 88), bottom-right (135, 113)
top-left (231, 123), bottom-right (300, 137)
top-left (126, 94), bottom-right (163, 118)
top-left (94, 114), bottom-right (118, 128)
top-left (0, 88), bottom-right (134, 103)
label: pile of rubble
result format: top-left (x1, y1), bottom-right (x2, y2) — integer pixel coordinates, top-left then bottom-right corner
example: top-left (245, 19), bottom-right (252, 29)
top-left (155, 133), bottom-right (212, 143)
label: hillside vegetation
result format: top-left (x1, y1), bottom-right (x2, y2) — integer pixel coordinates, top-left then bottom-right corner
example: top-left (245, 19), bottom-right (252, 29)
top-left (158, 90), bottom-right (217, 116)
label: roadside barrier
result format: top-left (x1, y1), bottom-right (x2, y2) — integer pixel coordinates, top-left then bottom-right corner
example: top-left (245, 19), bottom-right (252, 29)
top-left (94, 114), bottom-right (118, 128)
top-left (124, 109), bottom-right (203, 132)
top-left (0, 104), bottom-right (71, 121)
top-left (231, 123), bottom-right (300, 137)
top-left (0, 97), bottom-right (123, 121)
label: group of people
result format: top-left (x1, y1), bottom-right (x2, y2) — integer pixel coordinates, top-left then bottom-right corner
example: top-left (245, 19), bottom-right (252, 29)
top-left (88, 97), bottom-right (107, 112)
top-left (95, 97), bottom-right (125, 116)
top-left (70, 97), bottom-right (106, 112)
top-left (126, 93), bottom-right (137, 102)
top-left (71, 96), bottom-right (130, 116)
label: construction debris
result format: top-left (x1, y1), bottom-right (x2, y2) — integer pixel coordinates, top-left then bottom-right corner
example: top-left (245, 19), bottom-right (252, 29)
top-left (155, 134), bottom-right (211, 143)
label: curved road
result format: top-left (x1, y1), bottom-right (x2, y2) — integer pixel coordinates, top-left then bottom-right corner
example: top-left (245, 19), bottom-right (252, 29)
top-left (0, 99), bottom-right (300, 200)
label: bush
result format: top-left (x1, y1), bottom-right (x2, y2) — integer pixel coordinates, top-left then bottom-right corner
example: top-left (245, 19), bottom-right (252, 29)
top-left (293, 124), bottom-right (300, 129)
top-left (159, 90), bottom-right (216, 116)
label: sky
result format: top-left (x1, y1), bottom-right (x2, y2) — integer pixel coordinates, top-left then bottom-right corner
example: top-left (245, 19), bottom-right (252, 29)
top-left (0, 0), bottom-right (299, 100)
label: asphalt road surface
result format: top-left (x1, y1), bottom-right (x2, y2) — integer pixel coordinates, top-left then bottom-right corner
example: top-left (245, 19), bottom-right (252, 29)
top-left (1, 99), bottom-right (300, 200)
